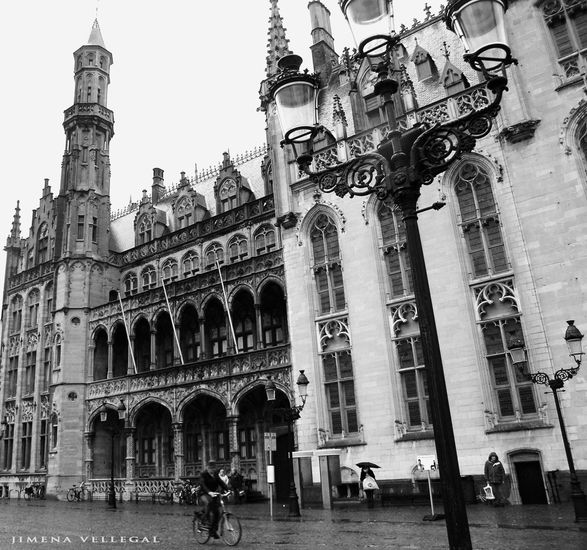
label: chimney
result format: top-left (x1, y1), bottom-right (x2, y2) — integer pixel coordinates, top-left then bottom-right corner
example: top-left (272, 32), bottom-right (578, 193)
top-left (152, 168), bottom-right (165, 204)
top-left (308, 1), bottom-right (337, 83)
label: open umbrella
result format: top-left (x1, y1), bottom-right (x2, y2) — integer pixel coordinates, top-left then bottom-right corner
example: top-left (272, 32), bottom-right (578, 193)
top-left (356, 461), bottom-right (380, 469)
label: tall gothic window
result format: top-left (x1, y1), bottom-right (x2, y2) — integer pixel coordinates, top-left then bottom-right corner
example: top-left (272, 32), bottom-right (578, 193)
top-left (310, 213), bottom-right (345, 315)
top-left (232, 291), bottom-right (255, 353)
top-left (141, 266), bottom-right (157, 290)
top-left (161, 258), bottom-right (178, 284)
top-left (20, 422), bottom-right (32, 469)
top-left (476, 281), bottom-right (537, 421)
top-left (11, 295), bottom-right (23, 333)
top-left (378, 202), bottom-right (412, 298)
top-left (182, 251), bottom-right (200, 277)
top-left (540, 0), bottom-right (587, 81)
top-left (24, 351), bottom-right (36, 395)
top-left (3, 423), bottom-right (14, 469)
top-left (26, 290), bottom-right (40, 328)
top-left (454, 162), bottom-right (508, 278)
top-left (391, 303), bottom-right (431, 429)
top-left (254, 225), bottom-right (276, 254)
top-left (123, 272), bottom-right (138, 296)
top-left (36, 223), bottom-right (49, 264)
top-left (319, 319), bottom-right (359, 436)
top-left (138, 217), bottom-right (153, 244)
top-left (7, 356), bottom-right (18, 398)
top-left (228, 235), bottom-right (248, 263)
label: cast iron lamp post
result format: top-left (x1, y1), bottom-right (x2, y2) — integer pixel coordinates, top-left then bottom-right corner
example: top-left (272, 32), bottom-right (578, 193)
top-left (98, 400), bottom-right (126, 509)
top-left (268, 1), bottom-right (515, 548)
top-left (264, 370), bottom-right (309, 517)
top-left (508, 321), bottom-right (587, 522)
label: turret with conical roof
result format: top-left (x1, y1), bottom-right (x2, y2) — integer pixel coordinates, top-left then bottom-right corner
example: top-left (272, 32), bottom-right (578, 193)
top-left (56, 18), bottom-right (114, 259)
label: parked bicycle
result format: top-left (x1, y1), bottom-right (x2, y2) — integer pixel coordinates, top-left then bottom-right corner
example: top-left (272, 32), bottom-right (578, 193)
top-left (66, 481), bottom-right (90, 502)
top-left (192, 491), bottom-right (241, 546)
top-left (157, 482), bottom-right (180, 505)
top-left (24, 483), bottom-right (46, 500)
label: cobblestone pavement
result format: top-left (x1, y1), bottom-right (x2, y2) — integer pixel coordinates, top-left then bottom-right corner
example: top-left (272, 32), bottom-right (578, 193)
top-left (0, 499), bottom-right (585, 549)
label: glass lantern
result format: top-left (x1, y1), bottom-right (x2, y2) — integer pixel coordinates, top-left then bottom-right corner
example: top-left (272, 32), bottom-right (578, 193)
top-left (339, 0), bottom-right (393, 57)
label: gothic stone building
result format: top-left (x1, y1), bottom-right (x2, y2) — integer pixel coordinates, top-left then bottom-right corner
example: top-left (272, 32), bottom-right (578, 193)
top-left (2, 0), bottom-right (587, 508)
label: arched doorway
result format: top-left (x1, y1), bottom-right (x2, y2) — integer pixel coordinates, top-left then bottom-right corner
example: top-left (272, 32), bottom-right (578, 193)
top-left (508, 450), bottom-right (548, 505)
top-left (134, 403), bottom-right (173, 478)
top-left (183, 395), bottom-right (227, 479)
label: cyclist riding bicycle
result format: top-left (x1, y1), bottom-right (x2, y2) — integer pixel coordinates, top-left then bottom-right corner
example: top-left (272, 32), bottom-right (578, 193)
top-left (199, 460), bottom-right (229, 539)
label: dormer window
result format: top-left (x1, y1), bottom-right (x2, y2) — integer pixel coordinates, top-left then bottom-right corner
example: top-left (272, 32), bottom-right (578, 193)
top-left (138, 217), bottom-right (153, 244)
top-left (412, 43), bottom-right (437, 82)
top-left (219, 179), bottom-right (237, 212)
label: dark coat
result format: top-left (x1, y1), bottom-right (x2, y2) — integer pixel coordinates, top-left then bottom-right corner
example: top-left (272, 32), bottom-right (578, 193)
top-left (200, 470), bottom-right (229, 495)
top-left (360, 468), bottom-right (376, 484)
top-left (484, 452), bottom-right (505, 484)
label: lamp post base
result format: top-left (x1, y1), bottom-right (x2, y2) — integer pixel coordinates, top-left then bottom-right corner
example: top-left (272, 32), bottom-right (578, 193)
top-left (571, 481), bottom-right (587, 522)
top-left (288, 483), bottom-right (301, 517)
top-left (107, 485), bottom-right (116, 509)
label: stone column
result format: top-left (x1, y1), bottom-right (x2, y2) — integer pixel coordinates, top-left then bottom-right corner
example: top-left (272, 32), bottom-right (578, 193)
top-left (227, 415), bottom-right (240, 472)
top-left (173, 423), bottom-right (184, 481)
top-left (87, 343), bottom-right (95, 382)
top-left (107, 339), bottom-right (113, 378)
top-left (84, 431), bottom-right (95, 480)
top-left (150, 330), bottom-right (157, 370)
top-left (199, 317), bottom-right (207, 359)
top-left (127, 336), bottom-right (135, 375)
top-left (254, 304), bottom-right (263, 349)
top-left (124, 427), bottom-right (136, 500)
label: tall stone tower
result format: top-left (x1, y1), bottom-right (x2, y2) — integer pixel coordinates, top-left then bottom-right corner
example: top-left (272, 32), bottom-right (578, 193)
top-left (47, 19), bottom-right (115, 493)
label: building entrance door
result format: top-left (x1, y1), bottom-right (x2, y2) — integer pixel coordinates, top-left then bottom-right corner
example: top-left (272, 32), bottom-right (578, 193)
top-left (515, 461), bottom-right (547, 504)
top-left (274, 433), bottom-right (290, 501)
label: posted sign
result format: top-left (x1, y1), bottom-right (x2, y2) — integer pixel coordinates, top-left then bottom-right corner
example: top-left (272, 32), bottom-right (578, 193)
top-left (264, 432), bottom-right (277, 452)
top-left (417, 455), bottom-right (438, 471)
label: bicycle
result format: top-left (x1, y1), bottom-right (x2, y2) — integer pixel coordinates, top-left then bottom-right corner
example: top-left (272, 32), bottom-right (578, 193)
top-left (192, 491), bottom-right (241, 546)
top-left (24, 483), bottom-right (46, 500)
top-left (157, 483), bottom-right (177, 505)
top-left (66, 481), bottom-right (89, 502)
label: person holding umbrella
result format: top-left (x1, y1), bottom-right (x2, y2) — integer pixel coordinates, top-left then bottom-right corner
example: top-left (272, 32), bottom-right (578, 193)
top-left (358, 462), bottom-right (379, 508)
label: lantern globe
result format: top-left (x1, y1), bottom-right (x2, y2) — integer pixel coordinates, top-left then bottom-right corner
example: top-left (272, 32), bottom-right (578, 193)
top-left (446, 0), bottom-right (510, 73)
top-left (339, 0), bottom-right (393, 57)
top-left (564, 320), bottom-right (584, 360)
top-left (296, 370), bottom-right (310, 398)
top-left (265, 377), bottom-right (277, 402)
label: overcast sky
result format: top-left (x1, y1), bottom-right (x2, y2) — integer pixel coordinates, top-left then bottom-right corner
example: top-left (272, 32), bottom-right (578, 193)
top-left (0, 0), bottom-right (442, 290)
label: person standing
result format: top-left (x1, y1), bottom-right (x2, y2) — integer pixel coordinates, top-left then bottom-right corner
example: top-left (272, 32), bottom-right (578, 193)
top-left (484, 451), bottom-right (506, 506)
top-left (228, 467), bottom-right (245, 504)
top-left (200, 460), bottom-right (229, 539)
top-left (360, 465), bottom-right (377, 509)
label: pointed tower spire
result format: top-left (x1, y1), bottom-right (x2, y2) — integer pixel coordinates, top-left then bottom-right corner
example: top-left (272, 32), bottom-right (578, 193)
top-left (9, 201), bottom-right (21, 243)
top-left (88, 18), bottom-right (106, 48)
top-left (265, 0), bottom-right (292, 78)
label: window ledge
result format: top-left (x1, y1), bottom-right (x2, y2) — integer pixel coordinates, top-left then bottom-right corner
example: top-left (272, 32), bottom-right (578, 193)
top-left (486, 420), bottom-right (552, 434)
top-left (395, 430), bottom-right (435, 442)
top-left (318, 437), bottom-right (365, 449)
top-left (554, 76), bottom-right (584, 92)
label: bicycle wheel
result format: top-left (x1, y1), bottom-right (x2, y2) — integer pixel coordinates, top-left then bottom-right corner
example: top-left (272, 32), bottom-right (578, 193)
top-left (192, 515), bottom-right (210, 544)
top-left (157, 490), bottom-right (170, 505)
top-left (220, 512), bottom-right (241, 546)
top-left (66, 489), bottom-right (75, 502)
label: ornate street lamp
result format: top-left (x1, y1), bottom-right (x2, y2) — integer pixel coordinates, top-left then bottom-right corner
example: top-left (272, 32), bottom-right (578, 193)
top-left (269, 1), bottom-right (515, 548)
top-left (265, 371), bottom-right (310, 517)
top-left (98, 401), bottom-right (124, 509)
top-left (508, 321), bottom-right (586, 522)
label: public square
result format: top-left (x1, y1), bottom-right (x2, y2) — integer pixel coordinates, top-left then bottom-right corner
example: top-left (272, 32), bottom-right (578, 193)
top-left (0, 499), bottom-right (585, 550)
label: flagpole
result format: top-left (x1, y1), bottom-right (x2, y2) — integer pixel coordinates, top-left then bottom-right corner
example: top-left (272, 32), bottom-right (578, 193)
top-left (117, 292), bottom-right (137, 374)
top-left (161, 278), bottom-right (185, 365)
top-left (216, 258), bottom-right (238, 354)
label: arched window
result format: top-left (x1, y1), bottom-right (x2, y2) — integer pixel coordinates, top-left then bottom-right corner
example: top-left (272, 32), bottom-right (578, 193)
top-left (176, 197), bottom-right (193, 228)
top-left (310, 213), bottom-right (345, 314)
top-left (254, 225), bottom-right (276, 255)
top-left (123, 272), bottom-right (138, 297)
top-left (378, 202), bottom-right (412, 298)
top-left (161, 258), bottom-right (178, 284)
top-left (180, 305), bottom-right (201, 362)
top-left (93, 329), bottom-right (108, 381)
top-left (10, 295), bottom-right (23, 333)
top-left (454, 162), bottom-right (508, 278)
top-left (476, 280), bottom-right (537, 421)
top-left (228, 235), bottom-right (248, 263)
top-left (138, 217), bottom-right (153, 244)
top-left (44, 283), bottom-right (53, 323)
top-left (260, 283), bottom-right (287, 346)
top-left (182, 251), bottom-right (200, 277)
top-left (26, 290), bottom-right (40, 329)
top-left (218, 178), bottom-right (237, 212)
top-left (36, 223), bottom-right (49, 264)
top-left (390, 303), bottom-right (430, 430)
top-left (205, 243), bottom-right (224, 269)
top-left (141, 266), bottom-right (157, 290)
top-left (232, 291), bottom-right (255, 352)
top-left (205, 299), bottom-right (227, 357)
